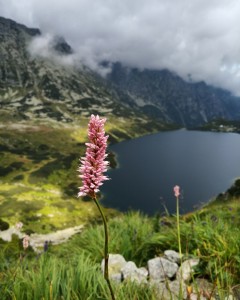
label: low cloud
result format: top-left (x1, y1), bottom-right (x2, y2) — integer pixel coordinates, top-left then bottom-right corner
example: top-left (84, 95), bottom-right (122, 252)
top-left (1, 0), bottom-right (240, 95)
top-left (28, 34), bottom-right (112, 76)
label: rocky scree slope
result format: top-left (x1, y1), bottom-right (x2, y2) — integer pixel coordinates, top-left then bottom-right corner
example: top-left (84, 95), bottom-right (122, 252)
top-left (0, 16), bottom-right (160, 131)
top-left (107, 62), bottom-right (240, 127)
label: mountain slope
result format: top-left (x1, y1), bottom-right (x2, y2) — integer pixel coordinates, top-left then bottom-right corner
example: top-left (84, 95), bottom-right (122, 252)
top-left (0, 15), bottom-right (119, 122)
top-left (107, 62), bottom-right (240, 127)
top-left (1, 16), bottom-right (240, 129)
top-left (0, 16), bottom-right (168, 136)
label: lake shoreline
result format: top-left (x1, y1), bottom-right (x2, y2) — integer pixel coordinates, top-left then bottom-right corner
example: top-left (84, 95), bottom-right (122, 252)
top-left (101, 130), bottom-right (240, 216)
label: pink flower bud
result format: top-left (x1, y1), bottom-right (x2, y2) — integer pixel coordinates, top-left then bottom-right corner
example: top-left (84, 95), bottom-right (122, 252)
top-left (174, 185), bottom-right (180, 198)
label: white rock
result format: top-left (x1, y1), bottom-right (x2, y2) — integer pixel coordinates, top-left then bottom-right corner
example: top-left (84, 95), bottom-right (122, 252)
top-left (109, 273), bottom-right (122, 284)
top-left (164, 250), bottom-right (183, 264)
top-left (168, 280), bottom-right (187, 300)
top-left (190, 293), bottom-right (207, 300)
top-left (151, 280), bottom-right (187, 300)
top-left (121, 261), bottom-right (137, 278)
top-left (177, 258), bottom-right (200, 282)
top-left (148, 257), bottom-right (178, 282)
top-left (121, 261), bottom-right (148, 284)
top-left (150, 281), bottom-right (167, 300)
top-left (101, 254), bottom-right (127, 281)
top-left (138, 267), bottom-right (148, 278)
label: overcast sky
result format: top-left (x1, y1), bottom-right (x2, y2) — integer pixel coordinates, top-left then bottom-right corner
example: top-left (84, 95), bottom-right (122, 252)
top-left (1, 0), bottom-right (240, 95)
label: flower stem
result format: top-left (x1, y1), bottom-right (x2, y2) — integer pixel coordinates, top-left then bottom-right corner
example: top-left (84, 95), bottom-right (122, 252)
top-left (176, 196), bottom-right (183, 297)
top-left (93, 195), bottom-right (115, 300)
top-left (176, 196), bottom-right (182, 259)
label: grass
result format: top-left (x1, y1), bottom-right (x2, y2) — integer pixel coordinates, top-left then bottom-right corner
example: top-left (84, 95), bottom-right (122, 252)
top-left (74, 211), bottom-right (154, 265)
top-left (72, 205), bottom-right (240, 286)
top-left (1, 177), bottom-right (240, 298)
top-left (0, 236), bottom-right (155, 300)
top-left (0, 181), bottom-right (110, 233)
top-left (1, 203), bottom-right (240, 299)
top-left (0, 116), bottom-right (170, 232)
top-left (1, 118), bottom-right (239, 298)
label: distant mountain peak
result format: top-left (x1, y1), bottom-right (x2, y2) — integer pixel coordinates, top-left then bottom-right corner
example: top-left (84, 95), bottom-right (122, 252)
top-left (51, 36), bottom-right (73, 55)
top-left (0, 16), bottom-right (41, 37)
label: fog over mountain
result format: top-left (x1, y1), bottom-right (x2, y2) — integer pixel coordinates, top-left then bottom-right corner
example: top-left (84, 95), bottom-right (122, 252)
top-left (1, 0), bottom-right (240, 95)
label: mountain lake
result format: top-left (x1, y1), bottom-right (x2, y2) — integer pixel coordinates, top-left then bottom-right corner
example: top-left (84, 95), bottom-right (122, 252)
top-left (101, 130), bottom-right (240, 215)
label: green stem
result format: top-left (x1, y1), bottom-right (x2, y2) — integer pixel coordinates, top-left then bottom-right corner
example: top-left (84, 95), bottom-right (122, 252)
top-left (93, 195), bottom-right (115, 300)
top-left (176, 196), bottom-right (183, 297)
top-left (176, 196), bottom-right (182, 258)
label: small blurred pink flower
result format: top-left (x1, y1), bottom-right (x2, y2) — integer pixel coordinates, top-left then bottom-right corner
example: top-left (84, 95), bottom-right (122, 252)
top-left (15, 222), bottom-right (23, 230)
top-left (78, 114), bottom-right (109, 198)
top-left (23, 235), bottom-right (30, 250)
top-left (174, 185), bottom-right (180, 198)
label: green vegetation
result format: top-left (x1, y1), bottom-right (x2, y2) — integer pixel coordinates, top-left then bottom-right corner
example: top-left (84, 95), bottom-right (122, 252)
top-left (1, 119), bottom-right (240, 299)
top-left (0, 116), bottom-right (168, 232)
top-left (0, 249), bottom-right (155, 300)
top-left (197, 119), bottom-right (240, 133)
top-left (1, 15), bottom-right (240, 299)
top-left (1, 194), bottom-right (240, 299)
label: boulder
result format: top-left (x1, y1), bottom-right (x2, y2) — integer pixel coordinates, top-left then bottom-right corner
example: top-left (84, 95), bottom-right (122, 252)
top-left (148, 257), bottom-right (178, 282)
top-left (167, 280), bottom-right (187, 300)
top-left (164, 250), bottom-right (183, 264)
top-left (189, 293), bottom-right (207, 300)
top-left (151, 280), bottom-right (187, 300)
top-left (121, 261), bottom-right (148, 284)
top-left (177, 258), bottom-right (200, 282)
top-left (101, 254), bottom-right (127, 282)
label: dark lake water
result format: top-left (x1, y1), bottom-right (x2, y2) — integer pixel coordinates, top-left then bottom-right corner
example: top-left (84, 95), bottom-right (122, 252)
top-left (101, 130), bottom-right (240, 215)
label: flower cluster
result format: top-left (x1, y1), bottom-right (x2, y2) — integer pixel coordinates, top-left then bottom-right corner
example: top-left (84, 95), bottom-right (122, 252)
top-left (78, 115), bottom-right (109, 198)
top-left (174, 185), bottom-right (180, 198)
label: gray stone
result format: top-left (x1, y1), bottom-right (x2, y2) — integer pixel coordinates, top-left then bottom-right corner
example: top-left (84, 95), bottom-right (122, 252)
top-left (177, 258), bottom-right (200, 282)
top-left (148, 257), bottom-right (178, 282)
top-left (190, 294), bottom-right (207, 300)
top-left (151, 280), bottom-right (187, 300)
top-left (167, 280), bottom-right (188, 300)
top-left (101, 254), bottom-right (126, 281)
top-left (164, 250), bottom-right (183, 264)
top-left (121, 261), bottom-right (148, 284)
top-left (138, 267), bottom-right (148, 278)
top-left (193, 278), bottom-right (214, 296)
top-left (121, 261), bottom-right (138, 277)
top-left (150, 281), bottom-right (167, 300)
top-left (109, 273), bottom-right (122, 283)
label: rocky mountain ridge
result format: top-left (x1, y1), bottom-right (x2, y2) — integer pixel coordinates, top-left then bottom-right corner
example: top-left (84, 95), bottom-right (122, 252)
top-left (107, 62), bottom-right (240, 127)
top-left (0, 16), bottom-right (154, 131)
top-left (1, 16), bottom-right (240, 128)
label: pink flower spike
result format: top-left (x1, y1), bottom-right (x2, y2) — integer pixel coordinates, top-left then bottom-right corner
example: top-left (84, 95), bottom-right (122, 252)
top-left (174, 185), bottom-right (180, 198)
top-left (78, 115), bottom-right (110, 198)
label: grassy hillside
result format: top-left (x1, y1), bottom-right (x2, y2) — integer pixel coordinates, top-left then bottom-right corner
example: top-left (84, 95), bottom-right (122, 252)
top-left (0, 187), bottom-right (240, 299)
top-left (0, 117), bottom-right (173, 233)
top-left (0, 116), bottom-right (239, 299)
